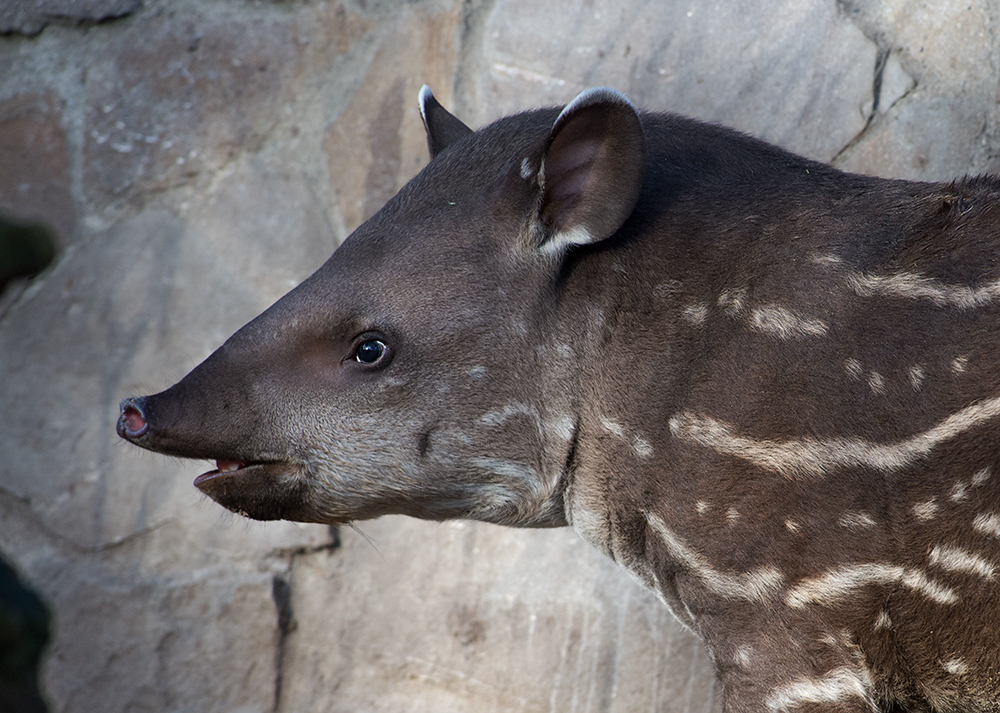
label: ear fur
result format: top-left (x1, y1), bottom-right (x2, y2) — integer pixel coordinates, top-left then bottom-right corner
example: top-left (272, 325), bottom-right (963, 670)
top-left (419, 85), bottom-right (473, 159)
top-left (535, 87), bottom-right (645, 254)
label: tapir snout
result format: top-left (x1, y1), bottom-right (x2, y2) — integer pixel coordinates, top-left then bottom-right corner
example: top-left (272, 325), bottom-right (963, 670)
top-left (119, 397), bottom-right (314, 523)
top-left (117, 335), bottom-right (321, 521)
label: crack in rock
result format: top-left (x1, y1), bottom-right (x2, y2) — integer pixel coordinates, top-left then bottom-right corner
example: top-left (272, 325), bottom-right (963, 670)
top-left (271, 574), bottom-right (296, 713)
top-left (270, 526), bottom-right (339, 711)
top-left (832, 41), bottom-right (916, 163)
top-left (870, 46), bottom-right (890, 117)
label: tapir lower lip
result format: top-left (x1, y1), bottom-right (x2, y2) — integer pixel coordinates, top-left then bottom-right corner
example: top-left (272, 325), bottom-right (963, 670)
top-left (192, 460), bottom-right (315, 523)
top-left (193, 461), bottom-right (276, 488)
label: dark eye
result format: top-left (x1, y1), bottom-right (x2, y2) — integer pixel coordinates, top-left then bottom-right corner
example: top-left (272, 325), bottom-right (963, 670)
top-left (354, 339), bottom-right (387, 365)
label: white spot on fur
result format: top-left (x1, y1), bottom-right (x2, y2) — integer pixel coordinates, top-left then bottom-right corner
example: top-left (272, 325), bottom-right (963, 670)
top-left (900, 570), bottom-right (962, 604)
top-left (633, 436), bottom-right (653, 458)
top-left (654, 279), bottom-right (684, 298)
top-left (726, 507), bottom-right (740, 523)
top-left (839, 512), bottom-right (877, 529)
top-left (874, 611), bottom-right (892, 630)
top-left (683, 303), bottom-right (709, 325)
top-left (972, 467), bottom-right (992, 487)
top-left (646, 512), bottom-right (784, 602)
top-left (599, 416), bottom-right (653, 458)
top-left (480, 403), bottom-right (540, 429)
top-left (718, 288), bottom-right (748, 316)
top-left (696, 501), bottom-right (710, 514)
top-left (470, 458), bottom-right (539, 482)
top-left (749, 305), bottom-right (828, 339)
top-left (547, 415), bottom-right (575, 442)
top-left (765, 667), bottom-right (874, 712)
top-left (669, 394), bottom-right (1000, 480)
top-left (734, 645), bottom-right (754, 668)
top-left (845, 359), bottom-right (864, 381)
top-left (973, 512), bottom-right (1000, 538)
top-left (786, 564), bottom-right (958, 608)
top-left (785, 519), bottom-right (801, 533)
top-left (950, 480), bottom-right (969, 502)
top-left (942, 659), bottom-right (968, 675)
top-left (849, 271), bottom-right (1000, 309)
top-left (600, 417), bottom-right (625, 438)
top-left (519, 157), bottom-right (533, 180)
top-left (929, 544), bottom-right (996, 580)
top-left (565, 497), bottom-right (607, 552)
top-left (587, 305), bottom-right (606, 330)
top-left (951, 355), bottom-right (969, 374)
top-left (909, 365), bottom-right (925, 391)
top-left (468, 365), bottom-right (487, 378)
top-left (811, 253), bottom-right (843, 266)
top-left (913, 499), bottom-right (940, 521)
top-left (845, 360), bottom-right (888, 393)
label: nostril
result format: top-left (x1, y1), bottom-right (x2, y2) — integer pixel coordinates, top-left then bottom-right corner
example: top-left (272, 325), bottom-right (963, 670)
top-left (118, 399), bottom-right (149, 438)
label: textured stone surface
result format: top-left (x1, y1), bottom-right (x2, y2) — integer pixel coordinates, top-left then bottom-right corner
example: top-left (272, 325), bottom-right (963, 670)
top-left (82, 13), bottom-right (304, 208)
top-left (1, 0), bottom-right (999, 711)
top-left (0, 0), bottom-right (140, 37)
top-left (834, 0), bottom-right (999, 179)
top-left (323, 4), bottom-right (461, 227)
top-left (0, 93), bottom-right (74, 244)
top-left (279, 519), bottom-right (716, 713)
top-left (475, 0), bottom-right (879, 162)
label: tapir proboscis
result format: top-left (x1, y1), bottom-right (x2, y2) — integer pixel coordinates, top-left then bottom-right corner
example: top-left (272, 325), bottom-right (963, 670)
top-left (118, 85), bottom-right (1000, 712)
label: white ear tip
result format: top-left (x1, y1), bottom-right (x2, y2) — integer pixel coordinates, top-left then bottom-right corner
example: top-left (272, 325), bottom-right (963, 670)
top-left (418, 84), bottom-right (434, 122)
top-left (539, 226), bottom-right (596, 255)
top-left (555, 87), bottom-right (635, 127)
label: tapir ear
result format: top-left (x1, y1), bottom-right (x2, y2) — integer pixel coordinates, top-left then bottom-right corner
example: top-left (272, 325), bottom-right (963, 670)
top-left (419, 85), bottom-right (473, 159)
top-left (535, 87), bottom-right (645, 254)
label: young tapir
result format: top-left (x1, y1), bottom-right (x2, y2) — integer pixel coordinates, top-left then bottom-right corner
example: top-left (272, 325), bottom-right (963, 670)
top-left (118, 85), bottom-right (1000, 712)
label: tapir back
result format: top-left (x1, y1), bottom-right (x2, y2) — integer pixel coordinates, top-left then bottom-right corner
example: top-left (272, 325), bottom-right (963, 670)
top-left (559, 115), bottom-right (1000, 711)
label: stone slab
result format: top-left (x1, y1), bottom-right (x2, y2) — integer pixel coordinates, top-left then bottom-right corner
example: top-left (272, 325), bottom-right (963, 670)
top-left (0, 0), bottom-right (140, 36)
top-left (278, 518), bottom-right (717, 713)
top-left (82, 12), bottom-right (303, 208)
top-left (0, 92), bottom-right (74, 245)
top-left (473, 0), bottom-right (878, 162)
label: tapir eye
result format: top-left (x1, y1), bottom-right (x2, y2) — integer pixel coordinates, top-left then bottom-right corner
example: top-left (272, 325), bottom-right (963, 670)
top-left (354, 339), bottom-right (387, 365)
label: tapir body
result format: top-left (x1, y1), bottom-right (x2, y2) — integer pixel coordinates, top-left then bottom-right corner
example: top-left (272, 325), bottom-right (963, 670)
top-left (119, 87), bottom-right (1000, 712)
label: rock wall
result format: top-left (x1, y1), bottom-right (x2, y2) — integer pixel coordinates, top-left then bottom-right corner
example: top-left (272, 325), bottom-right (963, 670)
top-left (1, 1), bottom-right (998, 711)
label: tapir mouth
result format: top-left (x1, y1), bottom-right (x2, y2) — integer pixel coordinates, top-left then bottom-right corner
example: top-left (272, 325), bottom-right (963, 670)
top-left (190, 459), bottom-right (318, 522)
top-left (192, 459), bottom-right (290, 502)
top-left (194, 459), bottom-right (261, 486)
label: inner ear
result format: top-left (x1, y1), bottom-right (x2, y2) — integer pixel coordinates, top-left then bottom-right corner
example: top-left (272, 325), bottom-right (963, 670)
top-left (419, 85), bottom-right (473, 159)
top-left (536, 88), bottom-right (646, 254)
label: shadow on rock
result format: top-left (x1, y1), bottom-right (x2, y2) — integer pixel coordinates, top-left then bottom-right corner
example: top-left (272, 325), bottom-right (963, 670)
top-left (0, 214), bottom-right (57, 295)
top-left (0, 555), bottom-right (50, 713)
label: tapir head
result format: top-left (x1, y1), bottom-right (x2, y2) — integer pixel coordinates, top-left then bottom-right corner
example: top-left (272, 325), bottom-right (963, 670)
top-left (118, 87), bottom-right (645, 528)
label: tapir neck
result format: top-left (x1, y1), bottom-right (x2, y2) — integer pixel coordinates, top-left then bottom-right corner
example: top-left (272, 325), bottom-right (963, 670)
top-left (550, 153), bottom-right (882, 591)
